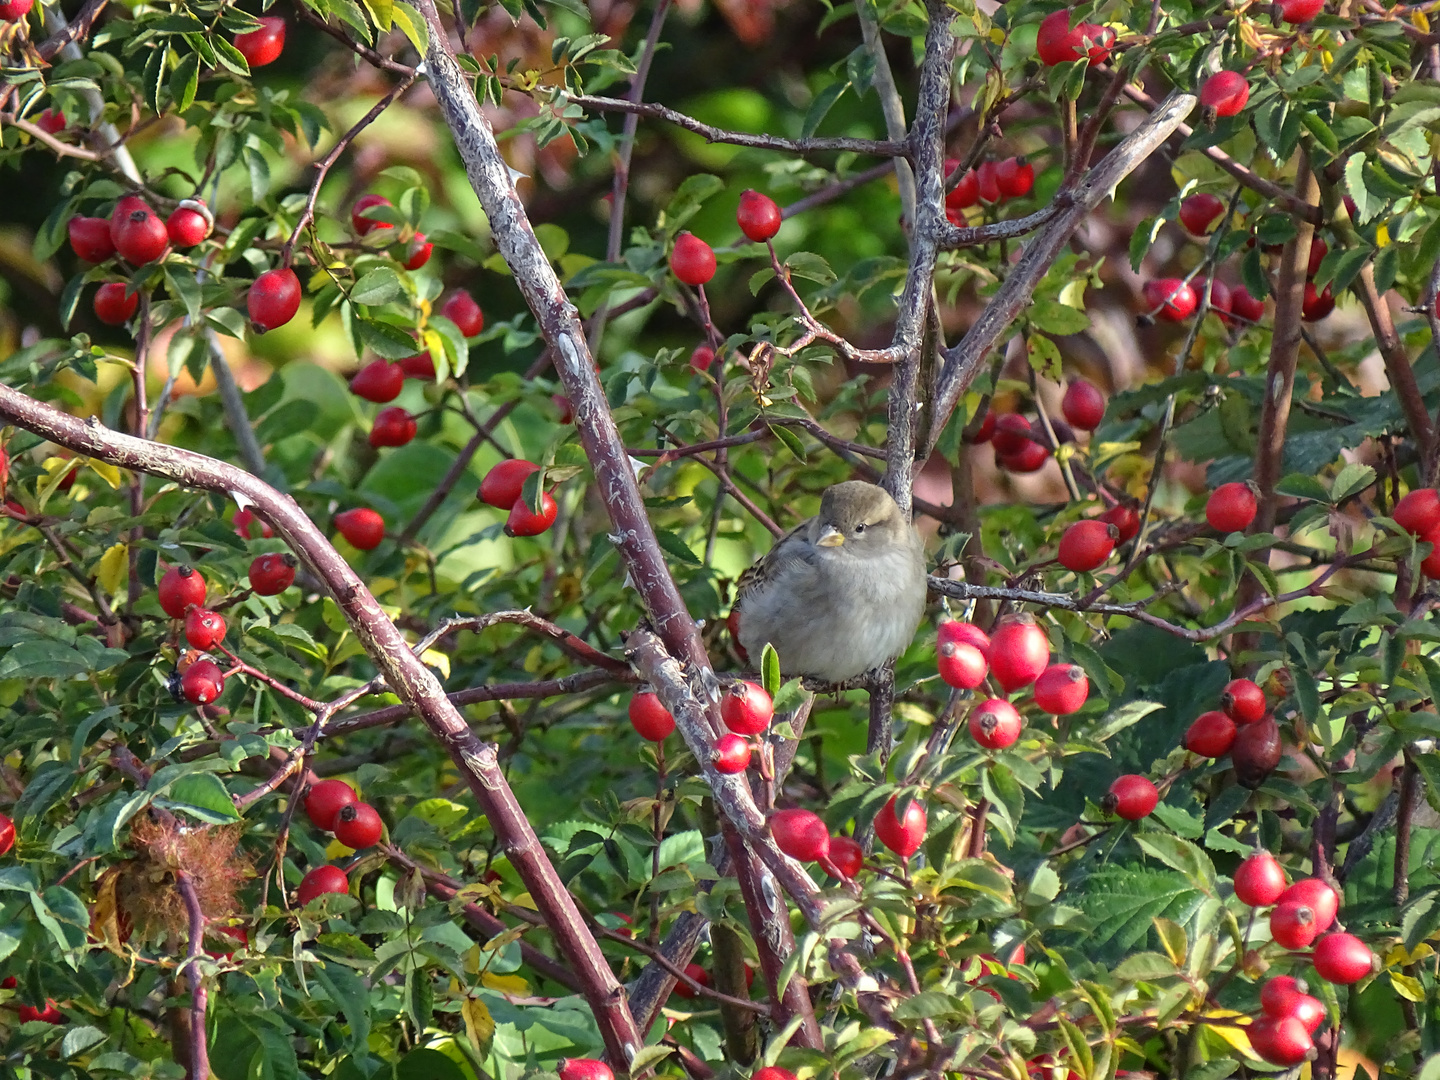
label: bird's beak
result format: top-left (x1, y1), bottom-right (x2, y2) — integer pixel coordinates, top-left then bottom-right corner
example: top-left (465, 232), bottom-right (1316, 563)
top-left (816, 525), bottom-right (845, 547)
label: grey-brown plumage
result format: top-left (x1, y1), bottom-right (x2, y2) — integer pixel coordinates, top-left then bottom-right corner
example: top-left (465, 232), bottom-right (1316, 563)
top-left (735, 481), bottom-right (927, 683)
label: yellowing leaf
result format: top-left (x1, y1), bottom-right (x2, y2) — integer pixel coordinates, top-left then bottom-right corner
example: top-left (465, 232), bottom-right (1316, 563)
top-left (1415, 8), bottom-right (1430, 31)
top-left (1387, 942), bottom-right (1434, 965)
top-left (480, 972), bottom-right (529, 994)
top-left (97, 543), bottom-right (128, 599)
top-left (512, 891), bottom-right (539, 911)
top-left (461, 996), bottom-right (495, 1052)
top-left (1391, 970), bottom-right (1426, 1001)
top-left (420, 648), bottom-right (451, 680)
top-left (1376, 223), bottom-right (1390, 247)
top-left (89, 460), bottom-right (123, 489)
top-left (1201, 1009), bottom-right (1260, 1061)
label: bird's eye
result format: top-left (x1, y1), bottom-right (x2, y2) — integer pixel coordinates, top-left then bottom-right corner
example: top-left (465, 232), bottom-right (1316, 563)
top-left (854, 523), bottom-right (866, 534)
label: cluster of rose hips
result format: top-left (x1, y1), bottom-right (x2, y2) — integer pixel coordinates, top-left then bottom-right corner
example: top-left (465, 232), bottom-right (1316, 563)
top-left (70, 194), bottom-right (216, 327)
top-left (2, 974), bottom-right (64, 1026)
top-left (293, 779), bottom-right (385, 906)
top-left (966, 376), bottom-right (1113, 479)
top-left (943, 155), bottom-right (1035, 224)
top-left (936, 614), bottom-right (1159, 821)
top-left (1230, 851), bottom-right (1378, 1065)
top-left (628, 679), bottom-right (774, 778)
top-left (668, 189), bottom-right (783, 289)
top-left (1182, 677), bottom-right (1281, 778)
top-left (477, 459), bottom-right (560, 537)
top-left (1391, 486), bottom-right (1440, 579)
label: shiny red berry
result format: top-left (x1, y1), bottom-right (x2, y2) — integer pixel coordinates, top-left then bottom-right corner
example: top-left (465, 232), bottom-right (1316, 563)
top-left (1106, 775), bottom-right (1158, 820)
top-left (351, 194), bottom-right (394, 236)
top-left (93, 282), bottom-right (139, 326)
top-left (994, 156), bottom-right (1035, 199)
top-left (1200, 70), bottom-right (1249, 116)
top-left (248, 268), bottom-right (302, 332)
top-left (1270, 901), bottom-right (1320, 949)
top-left (333, 802), bottom-right (384, 848)
top-left (304, 779), bottom-right (357, 831)
top-left (969, 698), bottom-right (1023, 749)
top-left (297, 864), bottom-right (349, 906)
top-left (401, 233), bottom-right (433, 270)
top-left (0, 812), bottom-right (13, 855)
top-left (181, 659), bottom-right (225, 705)
top-left (1058, 519), bottom-right (1118, 572)
top-left (335, 507), bottom-right (385, 550)
top-left (1301, 282), bottom-right (1335, 322)
top-left (505, 492), bottom-right (558, 536)
top-left (248, 552), bottom-right (296, 595)
top-left (1393, 488), bottom-right (1440, 535)
top-left (1249, 1014), bottom-right (1314, 1066)
top-left (628, 692), bottom-right (675, 741)
top-left (938, 640), bottom-right (988, 689)
top-left (558, 1060), bottom-right (615, 1080)
top-left (1221, 678), bottom-right (1267, 723)
top-left (875, 794), bottom-right (927, 857)
top-left (1061, 379), bottom-right (1105, 430)
top-left (1143, 278), bottom-right (1198, 322)
top-left (440, 290), bottom-right (484, 336)
top-left (166, 204), bottom-right (212, 247)
top-left (479, 460), bottom-right (541, 509)
top-left (1100, 503), bottom-right (1140, 543)
top-left (721, 681), bottom-right (773, 735)
top-left (769, 808), bottom-right (829, 862)
top-left (1206, 482), bottom-right (1258, 533)
top-left (350, 360), bottom-right (404, 403)
top-left (737, 190), bottom-right (782, 242)
top-left (68, 216), bottom-right (115, 262)
top-left (988, 615), bottom-right (1049, 692)
top-left (1185, 709), bottom-right (1237, 757)
top-left (1179, 193), bottom-right (1225, 236)
top-left (670, 232), bottom-right (716, 286)
top-left (234, 15), bottom-right (286, 66)
top-left (1277, 878), bottom-right (1339, 932)
top-left (368, 406), bottom-right (417, 448)
top-left (111, 198), bottom-right (168, 264)
top-left (1312, 932), bottom-right (1375, 985)
top-left (711, 733), bottom-right (752, 774)
top-left (826, 834), bottom-right (864, 878)
top-left (184, 607), bottom-right (227, 650)
top-left (158, 564), bottom-right (206, 618)
top-left (1033, 663), bottom-right (1089, 715)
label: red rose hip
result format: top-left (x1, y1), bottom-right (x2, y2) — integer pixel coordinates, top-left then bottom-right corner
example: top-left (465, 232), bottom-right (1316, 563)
top-left (769, 808), bottom-right (829, 862)
top-left (670, 232), bottom-right (716, 286)
top-left (478, 460), bottom-right (541, 509)
top-left (350, 359), bottom-right (404, 403)
top-left (304, 779), bottom-right (357, 831)
top-left (1185, 709), bottom-right (1237, 757)
top-left (737, 190), bottom-right (782, 242)
top-left (1312, 932), bottom-right (1375, 984)
top-left (249, 553), bottom-right (297, 595)
top-left (181, 659), bottom-right (225, 705)
top-left (297, 865), bottom-right (349, 906)
top-left (969, 698), bottom-right (1023, 749)
top-left (158, 564), bottom-right (206, 618)
top-left (721, 680), bottom-right (773, 735)
top-left (93, 283), bottom-right (139, 326)
top-left (184, 607), bottom-right (227, 650)
top-left (987, 615), bottom-right (1049, 692)
top-left (248, 268), bottom-right (301, 332)
top-left (1058, 519), bottom-right (1118, 572)
top-left (1061, 379), bottom-right (1105, 430)
top-left (351, 194), bottom-right (394, 235)
top-left (875, 794), bottom-right (927, 856)
top-left (335, 508), bottom-right (385, 550)
top-left (1033, 663), bottom-right (1089, 715)
top-left (711, 733), bottom-right (752, 774)
top-left (1143, 278), bottom-right (1198, 322)
top-left (68, 216), bottom-right (115, 262)
top-left (440, 289), bottom-right (484, 336)
top-left (1179, 193), bottom-right (1225, 236)
top-left (1234, 850), bottom-right (1287, 907)
top-left (1206, 482), bottom-right (1258, 533)
top-left (628, 692), bottom-right (675, 741)
top-left (333, 802), bottom-right (384, 848)
top-left (234, 15), bottom-right (286, 67)
top-left (505, 492), bottom-right (558, 536)
top-left (111, 197), bottom-right (168, 264)
top-left (1199, 71), bottom-right (1249, 117)
top-left (938, 640), bottom-right (988, 690)
top-left (1106, 775), bottom-right (1158, 820)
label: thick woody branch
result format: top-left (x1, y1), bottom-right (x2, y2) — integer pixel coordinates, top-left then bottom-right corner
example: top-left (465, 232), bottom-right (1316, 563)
top-left (926, 91), bottom-right (1196, 454)
top-left (0, 388), bottom-right (644, 1067)
top-left (37, 0), bottom-right (108, 60)
top-left (1252, 153), bottom-right (1318, 535)
top-left (1117, 81), bottom-right (1322, 225)
top-left (563, 93), bottom-right (907, 157)
top-left (414, 0), bottom-right (709, 673)
top-left (1351, 263), bottom-right (1436, 477)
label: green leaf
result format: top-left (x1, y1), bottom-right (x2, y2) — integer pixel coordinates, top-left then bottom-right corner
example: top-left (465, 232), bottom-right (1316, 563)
top-left (351, 267), bottom-right (403, 307)
top-left (652, 527), bottom-right (701, 566)
top-left (1113, 951), bottom-right (1180, 981)
top-left (1133, 834), bottom-right (1216, 892)
top-left (1290, 662), bottom-right (1320, 725)
top-left (1029, 299), bottom-right (1090, 336)
top-left (1090, 700), bottom-right (1163, 742)
top-left (164, 772), bottom-right (240, 822)
top-left (761, 643), bottom-right (781, 697)
top-left (784, 251), bottom-right (836, 285)
top-left (800, 80), bottom-right (848, 140)
top-left (357, 317), bottom-right (419, 359)
top-left (1332, 462), bottom-right (1377, 503)
top-left (1275, 473), bottom-right (1329, 502)
top-left (1071, 868), bottom-right (1206, 959)
top-left (662, 174), bottom-right (724, 232)
top-left (1025, 332), bottom-right (1062, 381)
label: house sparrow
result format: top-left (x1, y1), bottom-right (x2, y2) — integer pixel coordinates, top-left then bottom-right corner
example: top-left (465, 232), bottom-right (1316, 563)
top-left (734, 481), bottom-right (927, 683)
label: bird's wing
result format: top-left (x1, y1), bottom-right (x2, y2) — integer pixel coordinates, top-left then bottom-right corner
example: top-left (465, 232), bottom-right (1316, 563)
top-left (735, 518), bottom-right (813, 605)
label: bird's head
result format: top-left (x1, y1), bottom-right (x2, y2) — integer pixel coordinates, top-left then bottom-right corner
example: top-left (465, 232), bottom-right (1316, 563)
top-left (812, 481), bottom-right (909, 554)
